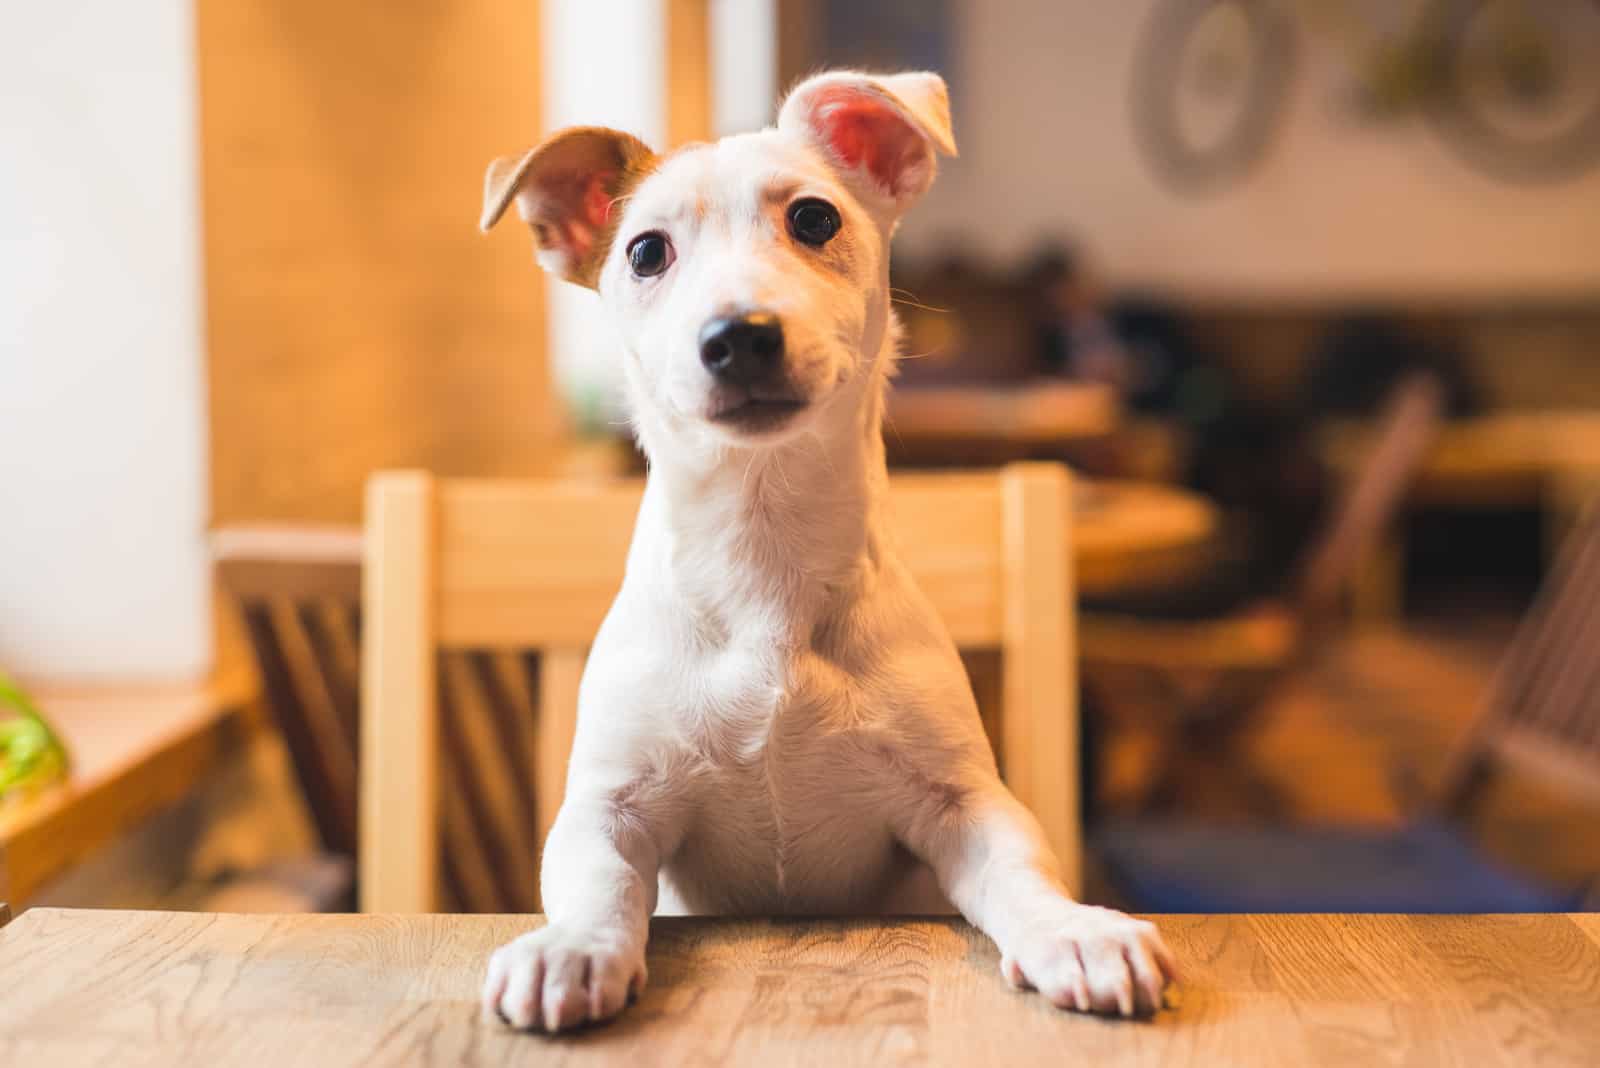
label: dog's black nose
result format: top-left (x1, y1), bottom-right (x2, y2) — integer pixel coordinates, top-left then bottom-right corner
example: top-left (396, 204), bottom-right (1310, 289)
top-left (699, 312), bottom-right (784, 385)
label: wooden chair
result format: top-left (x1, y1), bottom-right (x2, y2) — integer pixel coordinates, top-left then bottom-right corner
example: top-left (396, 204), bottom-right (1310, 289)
top-left (1433, 493), bottom-right (1600, 820)
top-left (214, 526), bottom-right (364, 860)
top-left (1081, 373), bottom-right (1446, 812)
top-left (1096, 496), bottom-right (1600, 912)
top-left (215, 526), bottom-right (550, 914)
top-left (360, 463), bottom-right (1079, 912)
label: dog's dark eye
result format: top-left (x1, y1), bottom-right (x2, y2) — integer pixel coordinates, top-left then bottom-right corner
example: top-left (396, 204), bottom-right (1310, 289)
top-left (627, 232), bottom-right (673, 278)
top-left (787, 198), bottom-right (841, 247)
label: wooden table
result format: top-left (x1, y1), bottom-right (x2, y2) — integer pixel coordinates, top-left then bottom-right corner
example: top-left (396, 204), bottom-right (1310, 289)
top-left (885, 382), bottom-right (1120, 465)
top-left (0, 673), bottom-right (259, 907)
top-left (1074, 480), bottom-right (1219, 597)
top-left (4, 911), bottom-right (1597, 1066)
top-left (1319, 411), bottom-right (1600, 509)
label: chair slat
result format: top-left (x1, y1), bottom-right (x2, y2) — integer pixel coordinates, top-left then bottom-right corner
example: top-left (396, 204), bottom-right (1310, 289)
top-left (472, 652), bottom-right (545, 855)
top-left (1294, 373), bottom-right (1444, 624)
top-left (302, 600), bottom-right (361, 737)
top-left (239, 601), bottom-right (358, 854)
top-left (1476, 505), bottom-right (1600, 795)
top-left (438, 738), bottom-right (507, 913)
top-left (433, 477), bottom-right (1006, 649)
top-left (270, 600), bottom-right (359, 814)
top-left (439, 652), bottom-right (541, 911)
top-left (1508, 526), bottom-right (1600, 735)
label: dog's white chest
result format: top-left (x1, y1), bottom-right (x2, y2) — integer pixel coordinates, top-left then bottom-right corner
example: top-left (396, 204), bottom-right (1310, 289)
top-left (658, 642), bottom-right (910, 914)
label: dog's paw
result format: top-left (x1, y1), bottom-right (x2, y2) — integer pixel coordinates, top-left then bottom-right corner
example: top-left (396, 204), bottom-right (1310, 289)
top-left (481, 924), bottom-right (646, 1032)
top-left (999, 905), bottom-right (1178, 1018)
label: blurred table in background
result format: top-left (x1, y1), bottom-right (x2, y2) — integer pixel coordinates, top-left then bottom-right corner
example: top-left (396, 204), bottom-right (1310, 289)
top-left (1075, 480), bottom-right (1218, 598)
top-left (1319, 411), bottom-right (1600, 511)
top-left (1319, 411), bottom-right (1600, 615)
top-left (885, 381), bottom-right (1120, 465)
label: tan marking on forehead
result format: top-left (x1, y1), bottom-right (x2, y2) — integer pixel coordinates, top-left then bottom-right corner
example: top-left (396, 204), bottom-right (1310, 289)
top-left (761, 180), bottom-right (804, 206)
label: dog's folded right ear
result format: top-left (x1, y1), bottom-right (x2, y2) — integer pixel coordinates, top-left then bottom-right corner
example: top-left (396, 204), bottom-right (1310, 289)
top-left (480, 127), bottom-right (657, 289)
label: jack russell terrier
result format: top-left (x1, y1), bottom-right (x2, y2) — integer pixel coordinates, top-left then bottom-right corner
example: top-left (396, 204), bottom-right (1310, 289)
top-left (478, 70), bottom-right (1176, 1033)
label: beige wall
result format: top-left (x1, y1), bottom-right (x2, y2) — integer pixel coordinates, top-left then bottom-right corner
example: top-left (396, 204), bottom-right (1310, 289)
top-left (897, 0), bottom-right (1600, 302)
top-left (200, 2), bottom-right (555, 524)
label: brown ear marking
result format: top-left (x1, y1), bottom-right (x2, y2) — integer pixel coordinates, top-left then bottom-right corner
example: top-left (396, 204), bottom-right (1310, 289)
top-left (481, 126), bottom-right (658, 289)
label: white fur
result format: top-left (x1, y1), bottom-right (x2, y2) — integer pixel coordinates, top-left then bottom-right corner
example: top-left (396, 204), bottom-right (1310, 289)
top-left (481, 71), bottom-right (1176, 1033)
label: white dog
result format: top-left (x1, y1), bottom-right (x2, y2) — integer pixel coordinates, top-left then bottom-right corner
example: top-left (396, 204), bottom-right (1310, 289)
top-left (477, 70), bottom-right (1176, 1033)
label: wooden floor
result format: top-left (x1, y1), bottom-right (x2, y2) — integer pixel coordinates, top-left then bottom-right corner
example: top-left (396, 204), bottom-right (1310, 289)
top-left (2, 909), bottom-right (1598, 1066)
top-left (1102, 623), bottom-right (1600, 891)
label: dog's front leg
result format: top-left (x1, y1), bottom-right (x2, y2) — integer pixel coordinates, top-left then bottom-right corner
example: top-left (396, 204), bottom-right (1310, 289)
top-left (481, 793), bottom-right (665, 1032)
top-left (898, 784), bottom-right (1177, 1017)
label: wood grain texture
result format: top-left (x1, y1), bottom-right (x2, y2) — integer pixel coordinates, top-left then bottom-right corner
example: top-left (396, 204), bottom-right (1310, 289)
top-left (1, 911), bottom-right (1597, 1067)
top-left (360, 473), bottom-right (439, 913)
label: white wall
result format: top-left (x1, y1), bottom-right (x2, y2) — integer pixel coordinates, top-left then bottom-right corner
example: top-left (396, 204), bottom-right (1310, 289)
top-left (541, 0), bottom-right (779, 431)
top-left (540, 0), bottom-right (668, 432)
top-left (712, 0), bottom-right (778, 137)
top-left (898, 0), bottom-right (1600, 301)
top-left (0, 1), bottom-right (211, 679)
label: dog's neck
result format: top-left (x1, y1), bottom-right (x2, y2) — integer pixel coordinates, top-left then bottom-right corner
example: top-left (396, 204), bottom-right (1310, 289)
top-left (637, 343), bottom-right (894, 644)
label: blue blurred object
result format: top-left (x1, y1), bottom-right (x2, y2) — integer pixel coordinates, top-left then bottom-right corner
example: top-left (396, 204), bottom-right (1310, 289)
top-left (1094, 820), bottom-right (1575, 913)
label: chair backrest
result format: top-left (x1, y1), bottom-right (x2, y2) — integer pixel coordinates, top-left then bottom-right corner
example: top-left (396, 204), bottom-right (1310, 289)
top-left (360, 463), bottom-right (1079, 912)
top-left (1292, 372), bottom-right (1445, 625)
top-left (214, 526), bottom-right (364, 857)
top-left (1438, 499), bottom-right (1600, 812)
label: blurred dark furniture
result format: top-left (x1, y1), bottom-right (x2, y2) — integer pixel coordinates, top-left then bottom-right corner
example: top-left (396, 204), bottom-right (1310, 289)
top-left (1082, 374), bottom-right (1446, 813)
top-left (1096, 494), bottom-right (1600, 912)
top-left (883, 381), bottom-right (1120, 466)
top-left (214, 526), bottom-right (547, 913)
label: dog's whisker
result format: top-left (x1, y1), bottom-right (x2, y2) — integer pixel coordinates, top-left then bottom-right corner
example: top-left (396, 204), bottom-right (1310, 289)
top-left (605, 193), bottom-right (637, 221)
top-left (889, 295), bottom-right (951, 314)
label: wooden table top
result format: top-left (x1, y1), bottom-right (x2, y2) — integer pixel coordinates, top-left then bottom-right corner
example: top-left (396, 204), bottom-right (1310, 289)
top-left (0, 673), bottom-right (259, 906)
top-left (3, 910), bottom-right (1597, 1066)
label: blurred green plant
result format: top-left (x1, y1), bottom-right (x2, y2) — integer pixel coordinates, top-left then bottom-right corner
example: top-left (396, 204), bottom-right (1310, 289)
top-left (0, 673), bottom-right (70, 803)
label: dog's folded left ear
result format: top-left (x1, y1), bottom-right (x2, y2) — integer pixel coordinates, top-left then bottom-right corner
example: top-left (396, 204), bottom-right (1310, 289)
top-left (480, 127), bottom-right (657, 288)
top-left (779, 70), bottom-right (957, 211)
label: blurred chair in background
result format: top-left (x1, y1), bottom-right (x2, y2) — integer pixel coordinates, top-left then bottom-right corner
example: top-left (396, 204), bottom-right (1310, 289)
top-left (214, 527), bottom-right (362, 909)
top-left (359, 465), bottom-right (1082, 913)
top-left (1082, 372), bottom-right (1446, 814)
top-left (1095, 495), bottom-right (1600, 912)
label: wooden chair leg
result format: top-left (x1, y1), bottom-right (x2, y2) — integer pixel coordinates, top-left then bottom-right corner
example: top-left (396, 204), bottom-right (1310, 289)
top-left (1000, 465), bottom-right (1079, 896)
